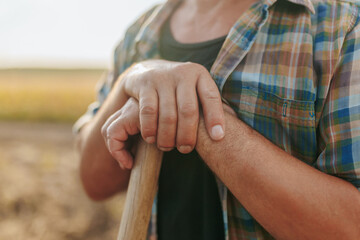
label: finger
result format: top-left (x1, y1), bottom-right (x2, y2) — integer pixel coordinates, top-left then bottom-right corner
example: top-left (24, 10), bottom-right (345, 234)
top-left (176, 81), bottom-right (199, 154)
top-left (102, 98), bottom-right (140, 142)
top-left (121, 97), bottom-right (141, 135)
top-left (101, 109), bottom-right (123, 142)
top-left (107, 138), bottom-right (134, 169)
top-left (196, 73), bottom-right (225, 141)
top-left (139, 88), bottom-right (159, 144)
top-left (157, 84), bottom-right (177, 151)
top-left (106, 120), bottom-right (132, 168)
top-left (105, 99), bottom-right (141, 169)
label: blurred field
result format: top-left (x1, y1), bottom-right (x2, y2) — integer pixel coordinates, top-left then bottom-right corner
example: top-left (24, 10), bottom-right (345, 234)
top-left (0, 69), bottom-right (103, 122)
top-left (0, 69), bottom-right (125, 240)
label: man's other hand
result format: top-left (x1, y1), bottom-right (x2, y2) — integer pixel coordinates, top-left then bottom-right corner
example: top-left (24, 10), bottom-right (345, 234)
top-left (101, 97), bottom-right (141, 169)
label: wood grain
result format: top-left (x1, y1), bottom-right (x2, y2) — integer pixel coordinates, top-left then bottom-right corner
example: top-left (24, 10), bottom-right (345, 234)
top-left (117, 139), bottom-right (163, 240)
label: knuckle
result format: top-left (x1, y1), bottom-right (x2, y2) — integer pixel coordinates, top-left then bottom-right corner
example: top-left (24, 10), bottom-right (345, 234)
top-left (179, 102), bottom-right (198, 118)
top-left (204, 89), bottom-right (220, 101)
top-left (142, 126), bottom-right (156, 136)
top-left (193, 62), bottom-right (207, 72)
top-left (182, 61), bottom-right (196, 69)
top-left (127, 97), bottom-right (138, 105)
top-left (137, 77), bottom-right (155, 92)
top-left (145, 67), bottom-right (157, 77)
top-left (161, 112), bottom-right (177, 125)
top-left (174, 62), bottom-right (197, 74)
top-left (144, 73), bottom-right (158, 86)
top-left (127, 121), bottom-right (139, 135)
top-left (187, 62), bottom-right (207, 76)
top-left (140, 104), bottom-right (157, 116)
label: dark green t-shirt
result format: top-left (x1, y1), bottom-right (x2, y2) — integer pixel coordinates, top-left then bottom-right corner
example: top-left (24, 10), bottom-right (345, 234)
top-left (157, 17), bottom-right (226, 240)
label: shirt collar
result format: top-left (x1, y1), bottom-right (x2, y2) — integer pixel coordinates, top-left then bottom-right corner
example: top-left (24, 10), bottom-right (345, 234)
top-left (133, 0), bottom-right (315, 60)
top-left (263, 0), bottom-right (315, 14)
top-left (167, 0), bottom-right (316, 14)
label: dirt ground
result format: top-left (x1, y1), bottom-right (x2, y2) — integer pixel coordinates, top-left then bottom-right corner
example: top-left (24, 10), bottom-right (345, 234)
top-left (0, 121), bottom-right (125, 240)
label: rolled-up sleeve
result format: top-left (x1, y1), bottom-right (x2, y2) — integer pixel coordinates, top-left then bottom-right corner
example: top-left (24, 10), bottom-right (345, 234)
top-left (72, 68), bottom-right (117, 133)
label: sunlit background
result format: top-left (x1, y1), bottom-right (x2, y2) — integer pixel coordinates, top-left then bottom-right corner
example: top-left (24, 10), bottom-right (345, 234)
top-left (0, 0), bottom-right (160, 239)
top-left (1, 0), bottom-right (159, 68)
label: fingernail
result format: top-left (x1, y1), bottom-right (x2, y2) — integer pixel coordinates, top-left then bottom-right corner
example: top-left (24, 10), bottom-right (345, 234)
top-left (178, 145), bottom-right (192, 154)
top-left (159, 147), bottom-right (173, 152)
top-left (145, 136), bottom-right (155, 144)
top-left (211, 125), bottom-right (224, 140)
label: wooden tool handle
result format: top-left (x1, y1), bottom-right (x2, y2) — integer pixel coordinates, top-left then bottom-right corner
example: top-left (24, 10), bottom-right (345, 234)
top-left (117, 139), bottom-right (163, 240)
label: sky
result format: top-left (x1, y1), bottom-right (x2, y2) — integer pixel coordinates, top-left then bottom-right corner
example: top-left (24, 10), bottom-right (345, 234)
top-left (0, 0), bottom-right (162, 68)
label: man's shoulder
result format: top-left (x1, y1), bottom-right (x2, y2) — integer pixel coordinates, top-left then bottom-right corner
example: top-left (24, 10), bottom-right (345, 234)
top-left (310, 0), bottom-right (360, 9)
top-left (112, 3), bottom-right (164, 68)
top-left (309, 0), bottom-right (359, 35)
top-left (337, 0), bottom-right (360, 7)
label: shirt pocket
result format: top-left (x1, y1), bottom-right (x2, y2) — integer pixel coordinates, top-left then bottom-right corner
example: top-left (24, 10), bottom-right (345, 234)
top-left (222, 75), bottom-right (317, 164)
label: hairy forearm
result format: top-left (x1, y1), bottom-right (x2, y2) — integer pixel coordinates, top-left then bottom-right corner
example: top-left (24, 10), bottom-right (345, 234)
top-left (196, 111), bottom-right (360, 239)
top-left (76, 79), bottom-right (131, 200)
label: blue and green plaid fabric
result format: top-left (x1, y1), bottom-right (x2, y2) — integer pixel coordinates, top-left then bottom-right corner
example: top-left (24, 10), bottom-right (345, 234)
top-left (75, 0), bottom-right (360, 239)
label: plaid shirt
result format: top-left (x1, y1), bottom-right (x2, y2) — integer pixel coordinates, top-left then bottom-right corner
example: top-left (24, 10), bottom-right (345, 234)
top-left (75, 0), bottom-right (360, 239)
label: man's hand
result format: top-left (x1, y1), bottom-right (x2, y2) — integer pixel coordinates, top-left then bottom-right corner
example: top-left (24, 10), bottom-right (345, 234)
top-left (102, 97), bottom-right (233, 170)
top-left (78, 59), bottom-right (225, 198)
top-left (119, 60), bottom-right (225, 154)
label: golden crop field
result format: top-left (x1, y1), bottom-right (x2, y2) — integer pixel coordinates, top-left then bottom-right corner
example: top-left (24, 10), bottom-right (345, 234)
top-left (0, 68), bottom-right (103, 122)
top-left (0, 69), bottom-right (125, 240)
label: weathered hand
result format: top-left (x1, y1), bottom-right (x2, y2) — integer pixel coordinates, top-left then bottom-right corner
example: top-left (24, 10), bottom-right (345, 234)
top-left (120, 60), bottom-right (225, 154)
top-left (101, 97), bottom-right (141, 169)
top-left (101, 97), bottom-right (234, 169)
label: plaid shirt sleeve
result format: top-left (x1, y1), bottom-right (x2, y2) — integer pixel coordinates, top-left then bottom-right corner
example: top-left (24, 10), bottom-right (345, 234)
top-left (315, 10), bottom-right (360, 190)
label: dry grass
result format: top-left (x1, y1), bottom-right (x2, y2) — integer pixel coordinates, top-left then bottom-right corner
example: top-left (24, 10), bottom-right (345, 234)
top-left (0, 69), bottom-right (103, 122)
top-left (0, 69), bottom-right (126, 240)
top-left (0, 122), bottom-right (126, 240)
